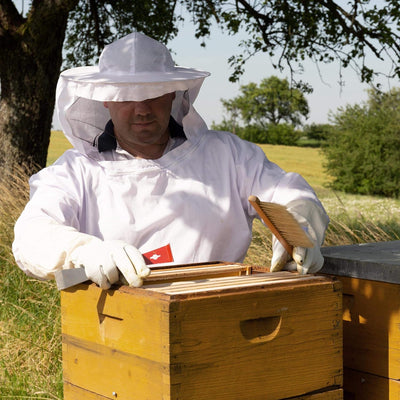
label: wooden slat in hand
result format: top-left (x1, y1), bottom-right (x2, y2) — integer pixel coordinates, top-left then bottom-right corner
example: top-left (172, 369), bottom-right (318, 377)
top-left (248, 195), bottom-right (313, 255)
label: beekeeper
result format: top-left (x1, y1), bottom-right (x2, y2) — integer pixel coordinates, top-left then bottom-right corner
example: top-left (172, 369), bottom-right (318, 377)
top-left (12, 32), bottom-right (329, 290)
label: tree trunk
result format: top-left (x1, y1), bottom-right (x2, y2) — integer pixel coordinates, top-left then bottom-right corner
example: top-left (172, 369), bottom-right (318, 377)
top-left (0, 1), bottom-right (78, 179)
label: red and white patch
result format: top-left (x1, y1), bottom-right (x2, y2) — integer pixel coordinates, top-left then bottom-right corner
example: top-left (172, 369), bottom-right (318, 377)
top-left (142, 244), bottom-right (174, 265)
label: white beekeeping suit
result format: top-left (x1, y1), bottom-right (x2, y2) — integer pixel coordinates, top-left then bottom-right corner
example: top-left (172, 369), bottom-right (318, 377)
top-left (12, 32), bottom-right (329, 289)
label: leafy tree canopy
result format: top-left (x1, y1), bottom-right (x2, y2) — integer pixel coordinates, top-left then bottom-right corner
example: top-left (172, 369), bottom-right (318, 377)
top-left (303, 123), bottom-right (334, 142)
top-left (64, 0), bottom-right (181, 67)
top-left (216, 0), bottom-right (400, 86)
top-left (63, 0), bottom-right (400, 86)
top-left (323, 87), bottom-right (400, 198)
top-left (221, 76), bottom-right (310, 128)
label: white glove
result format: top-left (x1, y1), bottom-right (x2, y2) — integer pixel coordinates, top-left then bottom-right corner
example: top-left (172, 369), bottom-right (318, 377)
top-left (70, 239), bottom-right (150, 289)
top-left (269, 198), bottom-right (327, 275)
top-left (270, 239), bottom-right (324, 275)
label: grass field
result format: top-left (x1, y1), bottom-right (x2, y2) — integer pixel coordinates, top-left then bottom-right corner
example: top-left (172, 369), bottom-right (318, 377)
top-left (259, 143), bottom-right (332, 188)
top-left (1, 131), bottom-right (399, 398)
top-left (47, 131), bottom-right (72, 165)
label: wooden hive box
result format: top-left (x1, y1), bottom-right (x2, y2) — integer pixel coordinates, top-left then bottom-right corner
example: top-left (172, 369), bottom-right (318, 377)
top-left (61, 262), bottom-right (343, 400)
top-left (321, 241), bottom-right (400, 400)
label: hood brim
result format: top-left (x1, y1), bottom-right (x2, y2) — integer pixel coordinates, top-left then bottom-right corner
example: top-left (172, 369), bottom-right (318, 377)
top-left (61, 66), bottom-right (210, 84)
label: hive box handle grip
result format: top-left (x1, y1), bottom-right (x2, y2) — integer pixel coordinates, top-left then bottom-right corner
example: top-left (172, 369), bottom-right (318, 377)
top-left (240, 315), bottom-right (282, 343)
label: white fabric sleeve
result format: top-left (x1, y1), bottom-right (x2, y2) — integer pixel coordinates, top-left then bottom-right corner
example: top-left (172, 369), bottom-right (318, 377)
top-left (12, 154), bottom-right (94, 280)
top-left (13, 215), bottom-right (97, 280)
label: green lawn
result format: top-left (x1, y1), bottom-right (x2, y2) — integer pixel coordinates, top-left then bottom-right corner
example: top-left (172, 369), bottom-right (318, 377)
top-left (259, 143), bottom-right (332, 188)
top-left (47, 130), bottom-right (72, 165)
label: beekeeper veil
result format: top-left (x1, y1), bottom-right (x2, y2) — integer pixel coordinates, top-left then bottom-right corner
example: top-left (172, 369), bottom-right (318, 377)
top-left (55, 32), bottom-right (210, 156)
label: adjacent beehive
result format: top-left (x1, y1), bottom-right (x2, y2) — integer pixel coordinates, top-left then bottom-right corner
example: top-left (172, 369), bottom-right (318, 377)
top-left (61, 263), bottom-right (343, 399)
top-left (321, 241), bottom-right (400, 400)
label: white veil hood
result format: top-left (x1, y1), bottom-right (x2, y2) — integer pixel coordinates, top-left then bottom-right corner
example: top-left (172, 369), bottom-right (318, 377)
top-left (55, 32), bottom-right (210, 156)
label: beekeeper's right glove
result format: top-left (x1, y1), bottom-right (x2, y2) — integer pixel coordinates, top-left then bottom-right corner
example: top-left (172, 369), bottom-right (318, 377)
top-left (70, 239), bottom-right (150, 289)
top-left (270, 238), bottom-right (324, 275)
top-left (269, 198), bottom-right (328, 275)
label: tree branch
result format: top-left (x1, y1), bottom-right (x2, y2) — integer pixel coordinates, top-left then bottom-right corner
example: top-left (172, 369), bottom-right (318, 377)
top-left (0, 0), bottom-right (24, 37)
top-left (89, 0), bottom-right (103, 57)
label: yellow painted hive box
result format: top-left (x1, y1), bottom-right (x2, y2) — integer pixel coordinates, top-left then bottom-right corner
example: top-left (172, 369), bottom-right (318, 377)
top-left (321, 241), bottom-right (400, 400)
top-left (61, 262), bottom-right (343, 400)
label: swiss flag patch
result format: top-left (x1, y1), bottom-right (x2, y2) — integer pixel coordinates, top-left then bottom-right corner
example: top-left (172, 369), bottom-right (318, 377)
top-left (142, 244), bottom-right (174, 265)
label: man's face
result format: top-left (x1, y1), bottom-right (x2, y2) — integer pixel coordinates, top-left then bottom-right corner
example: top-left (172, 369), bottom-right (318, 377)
top-left (104, 92), bottom-right (175, 154)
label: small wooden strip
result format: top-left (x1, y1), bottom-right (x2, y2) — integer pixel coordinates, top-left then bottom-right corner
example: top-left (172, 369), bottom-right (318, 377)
top-left (258, 201), bottom-right (313, 248)
top-left (144, 272), bottom-right (321, 295)
top-left (145, 271), bottom-right (292, 289)
top-left (248, 195), bottom-right (313, 252)
top-left (249, 195), bottom-right (293, 255)
top-left (144, 264), bottom-right (247, 283)
top-left (148, 261), bottom-right (230, 271)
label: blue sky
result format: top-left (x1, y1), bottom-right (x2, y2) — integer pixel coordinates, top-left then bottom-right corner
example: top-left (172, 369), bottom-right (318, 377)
top-left (168, 17), bottom-right (396, 127)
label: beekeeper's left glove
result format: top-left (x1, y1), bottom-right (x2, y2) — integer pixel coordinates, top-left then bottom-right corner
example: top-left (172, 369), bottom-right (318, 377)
top-left (269, 199), bottom-right (328, 275)
top-left (70, 239), bottom-right (150, 289)
top-left (270, 238), bottom-right (324, 275)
